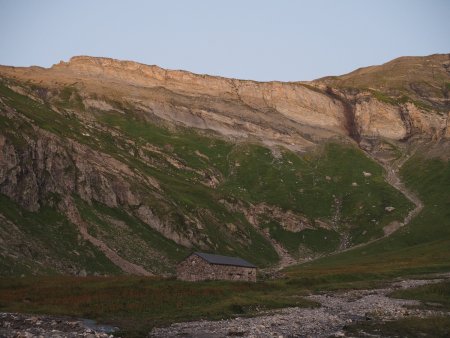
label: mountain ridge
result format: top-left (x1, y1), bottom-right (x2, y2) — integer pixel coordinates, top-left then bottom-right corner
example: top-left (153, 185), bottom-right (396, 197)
top-left (1, 53), bottom-right (449, 150)
top-left (3, 52), bottom-right (448, 83)
top-left (0, 53), bottom-right (449, 276)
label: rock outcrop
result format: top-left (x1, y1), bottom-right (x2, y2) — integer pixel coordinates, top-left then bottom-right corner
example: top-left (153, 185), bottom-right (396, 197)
top-left (1, 54), bottom-right (447, 153)
top-left (0, 53), bottom-right (448, 276)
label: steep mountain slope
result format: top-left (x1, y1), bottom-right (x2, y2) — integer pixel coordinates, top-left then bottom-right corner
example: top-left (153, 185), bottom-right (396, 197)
top-left (314, 54), bottom-right (450, 143)
top-left (0, 54), bottom-right (448, 276)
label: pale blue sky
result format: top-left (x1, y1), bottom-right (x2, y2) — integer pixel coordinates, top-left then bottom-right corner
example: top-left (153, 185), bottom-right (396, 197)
top-left (0, 0), bottom-right (449, 81)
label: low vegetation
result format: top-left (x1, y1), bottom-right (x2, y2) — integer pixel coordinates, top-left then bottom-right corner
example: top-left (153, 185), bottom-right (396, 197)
top-left (346, 316), bottom-right (450, 337)
top-left (0, 194), bottom-right (120, 276)
top-left (285, 153), bottom-right (450, 282)
top-left (348, 279), bottom-right (450, 337)
top-left (391, 281), bottom-right (450, 310)
top-left (0, 276), bottom-right (317, 338)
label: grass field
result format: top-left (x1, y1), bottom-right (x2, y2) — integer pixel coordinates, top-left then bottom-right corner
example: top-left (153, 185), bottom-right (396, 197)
top-left (0, 276), bottom-right (318, 338)
top-left (0, 268), bottom-right (446, 337)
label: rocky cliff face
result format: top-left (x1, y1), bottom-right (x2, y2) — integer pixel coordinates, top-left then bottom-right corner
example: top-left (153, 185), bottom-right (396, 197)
top-left (0, 57), bottom-right (347, 150)
top-left (2, 54), bottom-right (448, 151)
top-left (318, 54), bottom-right (450, 110)
top-left (0, 54), bottom-right (448, 276)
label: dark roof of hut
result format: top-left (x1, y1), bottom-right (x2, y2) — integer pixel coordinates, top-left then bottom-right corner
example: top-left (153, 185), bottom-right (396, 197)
top-left (193, 252), bottom-right (257, 268)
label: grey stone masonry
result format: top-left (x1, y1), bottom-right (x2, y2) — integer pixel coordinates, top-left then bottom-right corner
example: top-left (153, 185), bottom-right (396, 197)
top-left (177, 253), bottom-right (257, 282)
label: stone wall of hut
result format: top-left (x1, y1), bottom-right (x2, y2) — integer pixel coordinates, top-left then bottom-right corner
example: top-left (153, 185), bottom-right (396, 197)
top-left (177, 254), bottom-right (256, 282)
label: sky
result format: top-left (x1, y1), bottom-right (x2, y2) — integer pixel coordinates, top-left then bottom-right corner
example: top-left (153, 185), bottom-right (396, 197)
top-left (0, 0), bottom-right (449, 81)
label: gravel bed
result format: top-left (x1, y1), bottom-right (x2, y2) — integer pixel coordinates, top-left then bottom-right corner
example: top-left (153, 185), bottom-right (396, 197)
top-left (0, 313), bottom-right (117, 338)
top-left (149, 277), bottom-right (450, 338)
top-left (1, 276), bottom-right (448, 338)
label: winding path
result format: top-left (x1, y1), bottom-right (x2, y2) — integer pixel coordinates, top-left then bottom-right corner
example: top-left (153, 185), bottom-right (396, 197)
top-left (314, 150), bottom-right (424, 259)
top-left (259, 229), bottom-right (297, 271)
top-left (375, 154), bottom-right (424, 236)
top-left (360, 148), bottom-right (423, 238)
top-left (266, 148), bottom-right (425, 270)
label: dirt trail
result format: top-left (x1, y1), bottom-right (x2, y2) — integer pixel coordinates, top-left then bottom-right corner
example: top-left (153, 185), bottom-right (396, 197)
top-left (318, 150), bottom-right (425, 258)
top-left (372, 152), bottom-right (424, 236)
top-left (263, 147), bottom-right (425, 270)
top-left (261, 230), bottom-right (297, 271)
top-left (79, 227), bottom-right (152, 276)
top-left (62, 197), bottom-right (152, 276)
top-left (247, 220), bottom-right (297, 272)
top-left (225, 200), bottom-right (298, 271)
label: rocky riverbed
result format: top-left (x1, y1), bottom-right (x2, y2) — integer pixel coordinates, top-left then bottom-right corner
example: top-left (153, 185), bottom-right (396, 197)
top-left (0, 313), bottom-right (117, 338)
top-left (149, 276), bottom-right (450, 338)
top-left (1, 276), bottom-right (449, 338)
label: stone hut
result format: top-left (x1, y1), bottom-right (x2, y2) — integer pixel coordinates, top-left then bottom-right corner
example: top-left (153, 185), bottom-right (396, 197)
top-left (177, 252), bottom-right (257, 282)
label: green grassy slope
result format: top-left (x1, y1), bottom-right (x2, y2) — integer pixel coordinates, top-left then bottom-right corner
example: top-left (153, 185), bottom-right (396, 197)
top-left (96, 105), bottom-right (412, 258)
top-left (0, 195), bottom-right (121, 276)
top-left (0, 80), bottom-right (414, 274)
top-left (222, 143), bottom-right (412, 249)
top-left (285, 154), bottom-right (450, 280)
